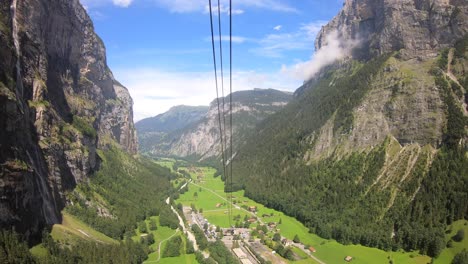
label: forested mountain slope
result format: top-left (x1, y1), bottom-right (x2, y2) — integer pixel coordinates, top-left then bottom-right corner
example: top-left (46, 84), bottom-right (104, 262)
top-left (0, 0), bottom-right (137, 243)
top-left (144, 89), bottom-right (292, 160)
top-left (232, 0), bottom-right (468, 258)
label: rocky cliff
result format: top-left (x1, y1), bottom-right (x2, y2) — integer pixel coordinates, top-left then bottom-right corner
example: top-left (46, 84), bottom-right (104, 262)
top-left (145, 89), bottom-right (292, 160)
top-left (316, 0), bottom-right (468, 60)
top-left (232, 0), bottom-right (467, 257)
top-left (0, 0), bottom-right (137, 243)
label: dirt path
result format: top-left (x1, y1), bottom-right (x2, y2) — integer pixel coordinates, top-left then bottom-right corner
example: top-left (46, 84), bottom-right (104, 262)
top-left (143, 229), bottom-right (179, 263)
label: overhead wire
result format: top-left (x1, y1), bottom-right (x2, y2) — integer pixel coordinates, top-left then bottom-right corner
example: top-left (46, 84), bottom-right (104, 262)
top-left (208, 0), bottom-right (234, 228)
top-left (216, 0), bottom-right (228, 160)
top-left (228, 0), bottom-right (234, 230)
top-left (215, 0), bottom-right (231, 225)
top-left (208, 0), bottom-right (229, 227)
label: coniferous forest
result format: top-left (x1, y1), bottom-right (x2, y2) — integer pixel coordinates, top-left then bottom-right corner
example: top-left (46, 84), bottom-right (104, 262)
top-left (1, 146), bottom-right (177, 263)
top-left (232, 38), bottom-right (468, 257)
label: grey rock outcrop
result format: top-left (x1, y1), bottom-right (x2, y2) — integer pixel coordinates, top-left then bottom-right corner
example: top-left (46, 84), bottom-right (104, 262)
top-left (316, 0), bottom-right (468, 60)
top-left (136, 105), bottom-right (209, 153)
top-left (0, 0), bottom-right (137, 243)
top-left (147, 89), bottom-right (292, 160)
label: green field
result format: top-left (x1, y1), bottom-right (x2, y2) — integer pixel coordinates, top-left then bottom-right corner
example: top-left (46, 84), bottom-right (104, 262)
top-left (435, 220), bottom-right (468, 264)
top-left (176, 165), bottom-right (434, 264)
top-left (133, 215), bottom-right (199, 264)
top-left (177, 166), bottom-right (253, 227)
top-left (133, 216), bottom-right (178, 252)
top-left (154, 158), bottom-right (176, 172)
top-left (156, 254), bottom-right (198, 264)
top-left (51, 212), bottom-right (117, 245)
top-left (31, 212), bottom-right (118, 259)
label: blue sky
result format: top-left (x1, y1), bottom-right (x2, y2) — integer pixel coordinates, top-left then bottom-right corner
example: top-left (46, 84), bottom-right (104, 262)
top-left (80, 0), bottom-right (344, 121)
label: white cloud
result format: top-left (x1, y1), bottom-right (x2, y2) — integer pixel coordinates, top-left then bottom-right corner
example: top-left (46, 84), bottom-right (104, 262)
top-left (251, 20), bottom-right (327, 58)
top-left (235, 0), bottom-right (297, 13)
top-left (231, 9), bottom-right (245, 15)
top-left (114, 67), bottom-right (300, 121)
top-left (281, 30), bottom-right (359, 81)
top-left (113, 0), bottom-right (133, 7)
top-left (80, 0), bottom-right (133, 8)
top-left (204, 4), bottom-right (244, 15)
top-left (153, 0), bottom-right (297, 14)
top-left (206, 36), bottom-right (249, 44)
top-left (273, 25), bottom-right (282, 31)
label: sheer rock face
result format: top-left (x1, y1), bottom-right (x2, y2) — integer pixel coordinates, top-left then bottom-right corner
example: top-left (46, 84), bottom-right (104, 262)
top-left (316, 0), bottom-right (468, 60)
top-left (0, 0), bottom-right (137, 243)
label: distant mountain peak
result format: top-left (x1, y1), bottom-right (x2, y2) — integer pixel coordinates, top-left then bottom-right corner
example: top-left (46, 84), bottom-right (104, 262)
top-left (138, 89), bottom-right (293, 159)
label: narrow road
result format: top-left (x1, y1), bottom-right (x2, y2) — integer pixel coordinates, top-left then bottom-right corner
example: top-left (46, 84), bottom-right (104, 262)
top-left (167, 198), bottom-right (199, 251)
top-left (165, 180), bottom-right (199, 252)
top-left (292, 242), bottom-right (326, 264)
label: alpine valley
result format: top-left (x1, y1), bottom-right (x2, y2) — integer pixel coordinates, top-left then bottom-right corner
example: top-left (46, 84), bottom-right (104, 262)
top-left (0, 0), bottom-right (467, 263)
top-left (137, 89), bottom-right (293, 161)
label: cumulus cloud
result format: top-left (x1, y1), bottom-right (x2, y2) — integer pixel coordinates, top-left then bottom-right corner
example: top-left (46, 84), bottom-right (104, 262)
top-left (281, 31), bottom-right (359, 81)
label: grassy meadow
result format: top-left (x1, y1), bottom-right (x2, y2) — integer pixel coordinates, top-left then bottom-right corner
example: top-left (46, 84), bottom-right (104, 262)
top-left (176, 163), bottom-right (432, 264)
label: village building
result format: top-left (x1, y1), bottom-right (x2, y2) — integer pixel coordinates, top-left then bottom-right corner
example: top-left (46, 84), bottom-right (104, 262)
top-left (281, 238), bottom-right (292, 247)
top-left (309, 246), bottom-right (316, 253)
top-left (345, 256), bottom-right (353, 262)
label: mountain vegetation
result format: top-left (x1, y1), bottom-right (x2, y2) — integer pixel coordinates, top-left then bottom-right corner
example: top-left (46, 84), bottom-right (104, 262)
top-left (0, 0), bottom-right (138, 242)
top-left (1, 145), bottom-right (179, 263)
top-left (65, 146), bottom-right (175, 240)
top-left (232, 36), bottom-right (468, 258)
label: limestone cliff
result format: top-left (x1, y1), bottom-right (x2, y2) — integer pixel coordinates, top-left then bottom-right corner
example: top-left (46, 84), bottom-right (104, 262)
top-left (144, 89), bottom-right (292, 160)
top-left (0, 0), bottom-right (137, 243)
top-left (316, 0), bottom-right (468, 60)
top-left (305, 0), bottom-right (468, 157)
top-left (232, 0), bottom-right (467, 256)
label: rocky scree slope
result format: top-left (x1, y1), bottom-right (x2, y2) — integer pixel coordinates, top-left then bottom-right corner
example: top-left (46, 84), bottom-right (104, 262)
top-left (145, 89), bottom-right (292, 161)
top-left (136, 105), bottom-right (209, 153)
top-left (233, 0), bottom-right (467, 258)
top-left (0, 0), bottom-right (137, 243)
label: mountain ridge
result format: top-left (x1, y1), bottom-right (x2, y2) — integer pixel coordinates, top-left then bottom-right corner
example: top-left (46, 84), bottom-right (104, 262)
top-left (139, 88), bottom-right (293, 160)
top-left (231, 0), bottom-right (467, 258)
top-left (0, 0), bottom-right (137, 243)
